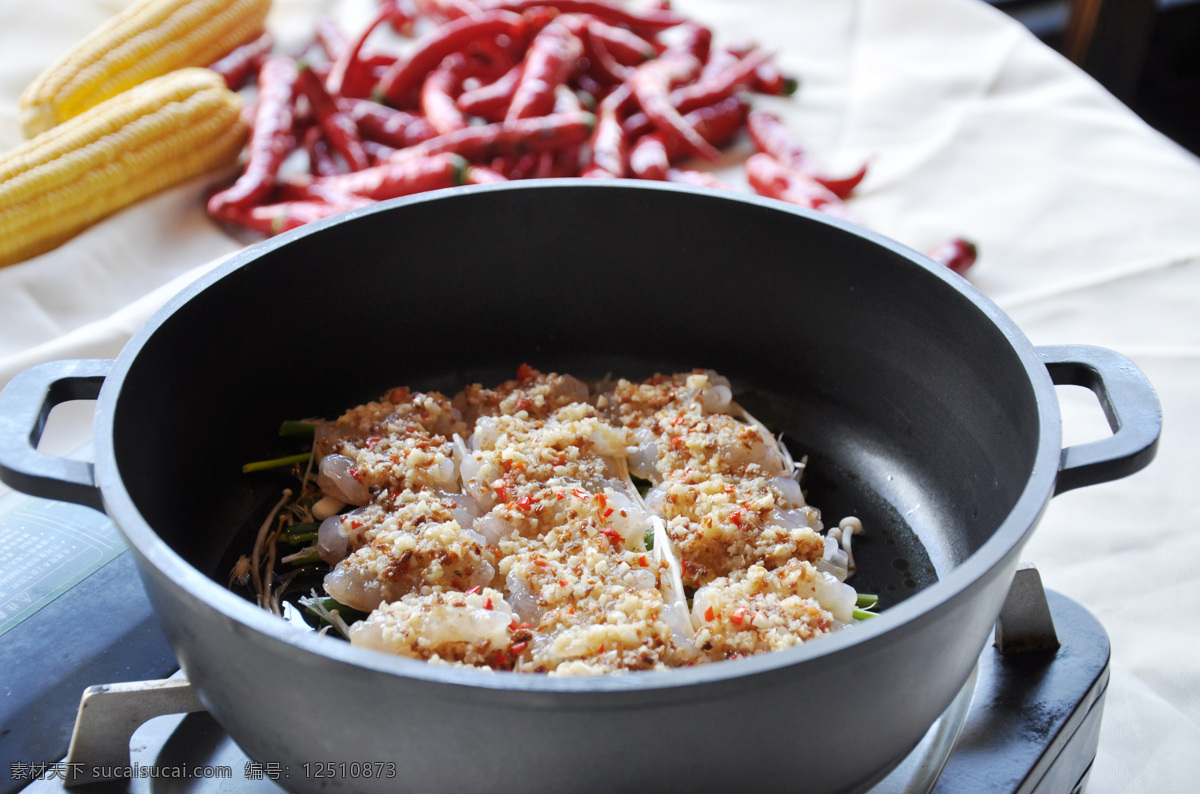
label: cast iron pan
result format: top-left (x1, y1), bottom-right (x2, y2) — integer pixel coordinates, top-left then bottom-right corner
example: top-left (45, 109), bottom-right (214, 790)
top-left (0, 181), bottom-right (1161, 793)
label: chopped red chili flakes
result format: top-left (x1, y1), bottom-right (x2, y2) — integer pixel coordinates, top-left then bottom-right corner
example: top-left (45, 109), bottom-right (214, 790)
top-left (599, 527), bottom-right (623, 549)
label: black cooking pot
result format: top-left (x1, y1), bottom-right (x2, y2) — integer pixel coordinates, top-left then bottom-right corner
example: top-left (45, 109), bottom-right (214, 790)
top-left (0, 181), bottom-right (1160, 793)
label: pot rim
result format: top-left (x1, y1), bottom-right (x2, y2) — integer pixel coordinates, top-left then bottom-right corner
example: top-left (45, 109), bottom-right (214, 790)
top-left (91, 180), bottom-right (1061, 694)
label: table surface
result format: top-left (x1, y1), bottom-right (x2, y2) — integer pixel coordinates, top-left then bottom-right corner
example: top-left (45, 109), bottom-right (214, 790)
top-left (3, 1), bottom-right (1199, 790)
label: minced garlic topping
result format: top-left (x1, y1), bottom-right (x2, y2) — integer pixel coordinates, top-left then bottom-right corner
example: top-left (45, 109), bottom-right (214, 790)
top-left (299, 367), bottom-right (860, 673)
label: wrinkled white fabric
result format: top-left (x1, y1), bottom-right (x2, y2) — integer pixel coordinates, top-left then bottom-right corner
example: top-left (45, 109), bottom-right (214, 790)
top-left (2, 1), bottom-right (1198, 789)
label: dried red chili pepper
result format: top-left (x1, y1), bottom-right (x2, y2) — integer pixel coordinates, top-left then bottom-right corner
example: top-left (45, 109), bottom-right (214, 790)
top-left (665, 168), bottom-right (733, 190)
top-left (744, 152), bottom-right (858, 222)
top-left (303, 126), bottom-right (340, 177)
top-left (466, 164), bottom-right (509, 183)
top-left (746, 110), bottom-right (867, 199)
top-left (297, 63), bottom-right (370, 171)
top-left (315, 16), bottom-right (350, 62)
top-left (629, 133), bottom-right (669, 180)
top-left (301, 152), bottom-right (469, 200)
top-left (662, 20), bottom-right (711, 63)
top-left (581, 26), bottom-right (633, 85)
top-left (421, 67), bottom-right (469, 134)
top-left (361, 138), bottom-right (400, 163)
top-left (668, 48), bottom-right (768, 115)
top-left (211, 196), bottom-right (372, 236)
top-left (628, 52), bottom-right (720, 162)
top-left (478, 0), bottom-right (686, 34)
top-left (550, 143), bottom-right (583, 176)
top-left (506, 19), bottom-right (585, 122)
top-left (492, 152), bottom-right (539, 179)
top-left (375, 10), bottom-right (528, 107)
top-left (552, 84), bottom-right (586, 114)
top-left (699, 46), bottom-right (738, 79)
top-left (584, 17), bottom-right (658, 65)
top-left (457, 62), bottom-right (524, 121)
top-left (670, 93), bottom-right (748, 156)
top-left (621, 51), bottom-right (762, 140)
top-left (415, 0), bottom-right (481, 22)
top-left (724, 43), bottom-right (799, 96)
top-left (327, 2), bottom-right (399, 99)
top-left (639, 93), bottom-right (745, 164)
top-left (207, 31), bottom-right (273, 91)
top-left (571, 71), bottom-right (608, 101)
top-left (397, 111), bottom-right (596, 161)
top-left (343, 98), bottom-right (437, 148)
top-left (926, 237), bottom-right (978, 274)
top-left (751, 60), bottom-right (798, 96)
top-left (585, 83), bottom-right (632, 177)
top-left (207, 56), bottom-right (299, 215)
top-left (619, 109), bottom-right (653, 141)
top-left (385, 0), bottom-right (418, 36)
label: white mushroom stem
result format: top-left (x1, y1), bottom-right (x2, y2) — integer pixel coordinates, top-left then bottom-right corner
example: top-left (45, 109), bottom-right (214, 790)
top-left (794, 453), bottom-right (808, 485)
top-left (312, 495), bottom-right (346, 521)
top-left (838, 516), bottom-right (864, 572)
top-left (296, 454), bottom-right (317, 519)
top-left (251, 488), bottom-right (293, 608)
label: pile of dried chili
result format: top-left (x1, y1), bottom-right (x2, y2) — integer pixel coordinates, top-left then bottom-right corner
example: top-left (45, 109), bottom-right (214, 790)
top-left (204, 0), bottom-right (975, 273)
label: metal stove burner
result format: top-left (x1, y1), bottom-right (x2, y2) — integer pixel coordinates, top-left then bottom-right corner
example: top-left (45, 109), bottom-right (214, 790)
top-left (10, 564), bottom-right (1109, 794)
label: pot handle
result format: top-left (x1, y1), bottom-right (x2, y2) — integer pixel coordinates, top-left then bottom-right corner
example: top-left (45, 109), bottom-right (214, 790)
top-left (1039, 345), bottom-right (1161, 495)
top-left (0, 359), bottom-right (111, 511)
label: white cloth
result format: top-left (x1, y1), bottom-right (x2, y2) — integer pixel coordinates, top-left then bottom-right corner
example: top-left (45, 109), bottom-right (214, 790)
top-left (2, 1), bottom-right (1198, 789)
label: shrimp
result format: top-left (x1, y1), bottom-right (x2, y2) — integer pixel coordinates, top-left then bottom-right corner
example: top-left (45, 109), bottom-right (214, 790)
top-left (349, 588), bottom-right (516, 666)
top-left (691, 559), bottom-right (847, 661)
top-left (323, 517), bottom-right (497, 612)
top-left (313, 388), bottom-right (467, 500)
top-left (646, 472), bottom-right (826, 587)
top-left (503, 517), bottom-right (696, 673)
top-left (457, 404), bottom-right (643, 539)
top-left (453, 366), bottom-right (590, 424)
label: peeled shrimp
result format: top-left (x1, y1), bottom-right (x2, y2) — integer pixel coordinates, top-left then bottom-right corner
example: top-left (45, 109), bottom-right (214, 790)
top-left (317, 454), bottom-right (370, 505)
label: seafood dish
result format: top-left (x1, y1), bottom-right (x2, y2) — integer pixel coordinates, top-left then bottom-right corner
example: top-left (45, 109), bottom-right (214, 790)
top-left (235, 367), bottom-right (874, 674)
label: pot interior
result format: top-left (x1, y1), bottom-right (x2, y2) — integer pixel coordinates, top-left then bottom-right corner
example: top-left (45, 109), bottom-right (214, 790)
top-left (109, 182), bottom-right (1041, 611)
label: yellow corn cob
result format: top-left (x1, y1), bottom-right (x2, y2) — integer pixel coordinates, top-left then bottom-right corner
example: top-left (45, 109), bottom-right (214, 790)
top-left (1, 68), bottom-right (248, 268)
top-left (18, 0), bottom-right (271, 138)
